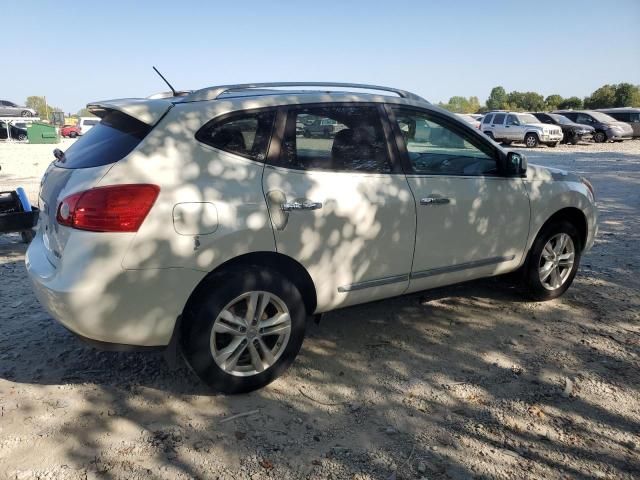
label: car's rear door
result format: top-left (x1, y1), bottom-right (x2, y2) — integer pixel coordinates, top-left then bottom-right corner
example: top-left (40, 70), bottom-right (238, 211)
top-left (491, 113), bottom-right (507, 139)
top-left (262, 103), bottom-right (416, 312)
top-left (387, 106), bottom-right (530, 293)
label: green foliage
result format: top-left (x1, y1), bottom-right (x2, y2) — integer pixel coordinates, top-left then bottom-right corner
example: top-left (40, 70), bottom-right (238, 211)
top-left (486, 86), bottom-right (507, 111)
top-left (545, 94), bottom-right (564, 111)
top-left (558, 97), bottom-right (583, 110)
top-left (584, 83), bottom-right (640, 109)
top-left (76, 108), bottom-right (95, 117)
top-left (24, 96), bottom-right (62, 119)
top-left (439, 95), bottom-right (481, 113)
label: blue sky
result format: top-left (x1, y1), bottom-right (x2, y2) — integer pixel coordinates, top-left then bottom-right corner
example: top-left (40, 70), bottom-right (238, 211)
top-left (2, 0), bottom-right (639, 113)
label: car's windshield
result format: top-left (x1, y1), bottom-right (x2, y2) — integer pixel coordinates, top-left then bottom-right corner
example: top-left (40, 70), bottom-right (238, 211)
top-left (590, 112), bottom-right (617, 123)
top-left (516, 114), bottom-right (540, 124)
top-left (548, 113), bottom-right (572, 125)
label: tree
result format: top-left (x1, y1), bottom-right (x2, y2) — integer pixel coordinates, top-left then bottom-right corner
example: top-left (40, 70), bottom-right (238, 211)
top-left (76, 108), bottom-right (96, 117)
top-left (613, 83), bottom-right (640, 107)
top-left (25, 96), bottom-right (62, 119)
top-left (558, 97), bottom-right (583, 110)
top-left (486, 86), bottom-right (507, 110)
top-left (545, 94), bottom-right (564, 111)
top-left (584, 84), bottom-right (616, 109)
top-left (439, 96), bottom-right (483, 114)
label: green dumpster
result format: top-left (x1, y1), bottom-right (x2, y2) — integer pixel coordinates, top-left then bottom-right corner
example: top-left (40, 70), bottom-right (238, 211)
top-left (27, 122), bottom-right (60, 144)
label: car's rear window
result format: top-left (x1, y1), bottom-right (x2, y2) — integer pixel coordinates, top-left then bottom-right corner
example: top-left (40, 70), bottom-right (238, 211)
top-left (55, 111), bottom-right (151, 169)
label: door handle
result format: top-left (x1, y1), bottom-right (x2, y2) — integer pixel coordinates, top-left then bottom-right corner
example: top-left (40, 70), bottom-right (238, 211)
top-left (281, 200), bottom-right (323, 212)
top-left (420, 197), bottom-right (450, 206)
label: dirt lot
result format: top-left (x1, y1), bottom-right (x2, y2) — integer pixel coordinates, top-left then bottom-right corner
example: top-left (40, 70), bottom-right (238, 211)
top-left (1, 140), bottom-right (639, 479)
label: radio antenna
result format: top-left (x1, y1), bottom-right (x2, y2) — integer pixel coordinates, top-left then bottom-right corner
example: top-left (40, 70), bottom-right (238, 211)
top-left (152, 66), bottom-right (177, 97)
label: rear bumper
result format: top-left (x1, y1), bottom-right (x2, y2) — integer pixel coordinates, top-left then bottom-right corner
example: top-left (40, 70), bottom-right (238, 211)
top-left (25, 231), bottom-right (205, 348)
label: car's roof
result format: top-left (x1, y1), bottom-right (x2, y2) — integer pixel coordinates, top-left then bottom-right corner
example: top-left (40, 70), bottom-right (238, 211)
top-left (596, 107), bottom-right (640, 112)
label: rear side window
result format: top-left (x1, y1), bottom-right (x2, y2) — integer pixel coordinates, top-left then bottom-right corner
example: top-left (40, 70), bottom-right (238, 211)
top-left (55, 111), bottom-right (151, 169)
top-left (83, 119), bottom-right (98, 126)
top-left (196, 110), bottom-right (276, 162)
top-left (277, 105), bottom-right (392, 173)
top-left (482, 114), bottom-right (493, 124)
top-left (492, 113), bottom-right (505, 124)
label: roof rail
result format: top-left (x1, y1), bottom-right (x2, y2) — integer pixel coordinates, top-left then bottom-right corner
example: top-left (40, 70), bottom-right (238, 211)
top-left (182, 82), bottom-right (428, 103)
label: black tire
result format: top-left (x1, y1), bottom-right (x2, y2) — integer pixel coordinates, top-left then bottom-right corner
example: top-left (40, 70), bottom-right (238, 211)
top-left (524, 133), bottom-right (539, 148)
top-left (502, 140), bottom-right (512, 146)
top-left (21, 230), bottom-right (34, 244)
top-left (182, 266), bottom-right (307, 394)
top-left (547, 142), bottom-right (558, 148)
top-left (484, 131), bottom-right (494, 140)
top-left (593, 131), bottom-right (607, 143)
top-left (522, 220), bottom-right (581, 301)
top-left (21, 110), bottom-right (31, 117)
top-left (17, 134), bottom-right (27, 141)
top-left (69, 132), bottom-right (77, 138)
top-left (303, 129), bottom-right (311, 138)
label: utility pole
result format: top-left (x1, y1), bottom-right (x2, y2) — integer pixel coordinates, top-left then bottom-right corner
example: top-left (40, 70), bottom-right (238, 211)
top-left (43, 96), bottom-right (49, 122)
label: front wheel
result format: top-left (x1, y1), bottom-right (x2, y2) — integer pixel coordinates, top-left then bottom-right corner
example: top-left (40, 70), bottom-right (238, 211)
top-left (17, 134), bottom-right (27, 141)
top-left (523, 221), bottom-right (581, 301)
top-left (21, 110), bottom-right (32, 117)
top-left (593, 131), bottom-right (607, 143)
top-left (182, 267), bottom-right (307, 394)
top-left (524, 133), bottom-right (539, 148)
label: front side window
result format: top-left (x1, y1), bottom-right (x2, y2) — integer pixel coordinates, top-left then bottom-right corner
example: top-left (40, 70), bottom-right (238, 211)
top-left (278, 105), bottom-right (392, 173)
top-left (576, 113), bottom-right (594, 124)
top-left (506, 114), bottom-right (520, 126)
top-left (493, 113), bottom-right (506, 124)
top-left (196, 109), bottom-right (276, 161)
top-left (392, 107), bottom-right (498, 176)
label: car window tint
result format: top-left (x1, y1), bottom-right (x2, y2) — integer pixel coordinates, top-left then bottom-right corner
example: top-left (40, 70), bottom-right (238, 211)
top-left (55, 111), bottom-right (151, 169)
top-left (392, 107), bottom-right (497, 176)
top-left (493, 113), bottom-right (505, 124)
top-left (482, 114), bottom-right (493, 124)
top-left (196, 109), bottom-right (276, 162)
top-left (278, 105), bottom-right (392, 173)
top-left (506, 114), bottom-right (519, 126)
top-left (630, 113), bottom-right (640, 123)
top-left (83, 120), bottom-right (98, 126)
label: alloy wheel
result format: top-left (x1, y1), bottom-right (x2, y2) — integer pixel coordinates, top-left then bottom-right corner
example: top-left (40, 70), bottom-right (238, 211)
top-left (210, 291), bottom-right (292, 377)
top-left (538, 233), bottom-right (575, 291)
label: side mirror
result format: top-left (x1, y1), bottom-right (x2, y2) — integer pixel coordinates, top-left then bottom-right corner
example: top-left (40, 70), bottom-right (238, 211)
top-left (507, 151), bottom-right (527, 176)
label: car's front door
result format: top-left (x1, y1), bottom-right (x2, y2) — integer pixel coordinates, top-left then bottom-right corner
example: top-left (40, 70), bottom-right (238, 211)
top-left (263, 104), bottom-right (416, 312)
top-left (505, 114), bottom-right (523, 140)
top-left (388, 106), bottom-right (531, 293)
top-left (0, 101), bottom-right (9, 116)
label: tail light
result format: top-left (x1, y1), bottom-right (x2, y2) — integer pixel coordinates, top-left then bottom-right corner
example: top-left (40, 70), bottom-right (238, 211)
top-left (56, 184), bottom-right (159, 232)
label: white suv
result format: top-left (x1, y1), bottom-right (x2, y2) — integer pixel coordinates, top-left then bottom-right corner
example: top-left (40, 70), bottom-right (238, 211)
top-left (27, 82), bottom-right (597, 393)
top-left (482, 111), bottom-right (564, 147)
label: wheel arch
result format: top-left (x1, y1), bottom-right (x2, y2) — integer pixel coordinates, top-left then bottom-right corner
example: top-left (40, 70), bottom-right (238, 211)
top-left (181, 251), bottom-right (318, 320)
top-left (534, 207), bottom-right (588, 252)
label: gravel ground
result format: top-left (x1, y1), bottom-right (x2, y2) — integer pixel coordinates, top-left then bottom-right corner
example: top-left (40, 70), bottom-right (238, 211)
top-left (1, 140), bottom-right (639, 479)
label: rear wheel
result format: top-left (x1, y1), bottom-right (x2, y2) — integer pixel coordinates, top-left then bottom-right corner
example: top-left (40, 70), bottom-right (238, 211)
top-left (182, 267), bottom-right (307, 393)
top-left (21, 110), bottom-right (31, 117)
top-left (502, 140), bottom-right (512, 146)
top-left (484, 131), bottom-right (494, 140)
top-left (524, 133), bottom-right (539, 148)
top-left (69, 132), bottom-right (77, 138)
top-left (16, 133), bottom-right (27, 141)
top-left (593, 131), bottom-right (607, 143)
top-left (522, 221), bottom-right (581, 301)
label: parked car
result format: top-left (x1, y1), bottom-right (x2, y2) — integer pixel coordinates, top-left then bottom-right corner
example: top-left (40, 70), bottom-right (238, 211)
top-left (0, 121), bottom-right (27, 141)
top-left (596, 108), bottom-right (640, 138)
top-left (299, 114), bottom-right (346, 138)
top-left (553, 110), bottom-right (633, 143)
top-left (77, 116), bottom-right (100, 135)
top-left (481, 111), bottom-right (563, 147)
top-left (455, 113), bottom-right (481, 129)
top-left (532, 112), bottom-right (594, 144)
top-left (0, 100), bottom-right (36, 117)
top-left (27, 82), bottom-right (598, 393)
top-left (60, 124), bottom-right (81, 138)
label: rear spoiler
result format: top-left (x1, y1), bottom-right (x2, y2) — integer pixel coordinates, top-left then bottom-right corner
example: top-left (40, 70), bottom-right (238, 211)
top-left (87, 98), bottom-right (173, 125)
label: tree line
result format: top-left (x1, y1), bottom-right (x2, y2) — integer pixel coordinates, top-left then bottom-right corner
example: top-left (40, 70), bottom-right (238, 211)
top-left (438, 83), bottom-right (640, 114)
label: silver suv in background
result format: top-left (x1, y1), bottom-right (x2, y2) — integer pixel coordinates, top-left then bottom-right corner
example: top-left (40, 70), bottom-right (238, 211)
top-left (482, 111), bottom-right (563, 147)
top-left (0, 100), bottom-right (36, 117)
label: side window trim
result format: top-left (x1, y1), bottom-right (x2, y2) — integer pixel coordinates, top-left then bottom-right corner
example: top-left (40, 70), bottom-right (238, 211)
top-left (267, 102), bottom-right (402, 174)
top-left (386, 105), bottom-right (506, 177)
top-left (195, 107), bottom-right (277, 163)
